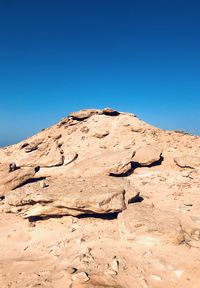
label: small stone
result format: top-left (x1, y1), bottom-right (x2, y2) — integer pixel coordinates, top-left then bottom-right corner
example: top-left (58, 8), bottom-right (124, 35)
top-left (174, 270), bottom-right (184, 279)
top-left (65, 267), bottom-right (77, 274)
top-left (9, 163), bottom-right (17, 172)
top-left (76, 238), bottom-right (85, 245)
top-left (80, 126), bottom-right (89, 133)
top-left (184, 203), bottom-right (193, 207)
top-left (110, 258), bottom-right (119, 273)
top-left (106, 269), bottom-right (118, 276)
top-left (93, 131), bottom-right (109, 138)
top-left (72, 272), bottom-right (90, 283)
top-left (40, 180), bottom-right (48, 188)
top-left (150, 274), bottom-right (162, 282)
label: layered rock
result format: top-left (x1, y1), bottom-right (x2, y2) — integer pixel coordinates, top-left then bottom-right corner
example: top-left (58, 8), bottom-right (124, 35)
top-left (0, 108), bottom-right (200, 288)
top-left (174, 155), bottom-right (200, 169)
top-left (68, 149), bottom-right (135, 177)
top-left (118, 203), bottom-right (184, 245)
top-left (17, 140), bottom-right (64, 167)
top-left (69, 109), bottom-right (100, 120)
top-left (132, 144), bottom-right (162, 166)
top-left (0, 163), bottom-right (38, 195)
top-left (4, 176), bottom-right (127, 218)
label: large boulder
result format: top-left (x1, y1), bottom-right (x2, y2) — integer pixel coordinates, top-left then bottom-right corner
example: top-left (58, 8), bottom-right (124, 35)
top-left (17, 142), bottom-right (64, 168)
top-left (102, 108), bottom-right (120, 116)
top-left (118, 203), bottom-right (184, 245)
top-left (69, 150), bottom-right (135, 177)
top-left (69, 109), bottom-right (100, 120)
top-left (0, 163), bottom-right (38, 195)
top-left (4, 176), bottom-right (127, 218)
top-left (132, 144), bottom-right (162, 166)
top-left (174, 155), bottom-right (200, 169)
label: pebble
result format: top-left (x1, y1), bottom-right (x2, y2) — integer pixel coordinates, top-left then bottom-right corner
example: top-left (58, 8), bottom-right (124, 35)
top-left (72, 272), bottom-right (90, 283)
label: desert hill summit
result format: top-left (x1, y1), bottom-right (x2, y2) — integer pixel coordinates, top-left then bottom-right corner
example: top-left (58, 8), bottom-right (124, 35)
top-left (0, 108), bottom-right (200, 288)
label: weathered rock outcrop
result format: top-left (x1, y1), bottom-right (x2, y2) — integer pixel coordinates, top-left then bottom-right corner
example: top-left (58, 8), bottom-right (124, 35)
top-left (118, 203), bottom-right (184, 245)
top-left (0, 163), bottom-right (38, 195)
top-left (0, 108), bottom-right (200, 288)
top-left (132, 144), bottom-right (162, 166)
top-left (4, 176), bottom-right (127, 218)
top-left (102, 108), bottom-right (120, 116)
top-left (69, 109), bottom-right (100, 120)
top-left (69, 149), bottom-right (135, 177)
top-left (17, 141), bottom-right (64, 168)
top-left (174, 155), bottom-right (200, 169)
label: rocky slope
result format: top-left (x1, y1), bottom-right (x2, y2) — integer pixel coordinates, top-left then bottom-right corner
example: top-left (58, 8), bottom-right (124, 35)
top-left (0, 108), bottom-right (200, 288)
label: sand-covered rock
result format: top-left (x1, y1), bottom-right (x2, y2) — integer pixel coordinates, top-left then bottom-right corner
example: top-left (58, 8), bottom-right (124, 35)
top-left (118, 203), bottom-right (184, 245)
top-left (0, 108), bottom-right (200, 288)
top-left (174, 155), bottom-right (200, 169)
top-left (133, 144), bottom-right (162, 166)
top-left (68, 149), bottom-right (135, 177)
top-left (0, 163), bottom-right (38, 195)
top-left (69, 109), bottom-right (100, 120)
top-left (4, 176), bottom-right (127, 218)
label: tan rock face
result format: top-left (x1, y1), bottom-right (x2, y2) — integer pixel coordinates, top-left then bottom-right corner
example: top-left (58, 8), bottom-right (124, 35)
top-left (102, 108), bottom-right (120, 116)
top-left (69, 149), bottom-right (135, 177)
top-left (69, 109), bottom-right (100, 120)
top-left (4, 176), bottom-right (126, 218)
top-left (17, 142), bottom-right (64, 167)
top-left (0, 163), bottom-right (37, 195)
top-left (118, 203), bottom-right (184, 245)
top-left (132, 144), bottom-right (162, 166)
top-left (63, 150), bottom-right (78, 165)
top-left (0, 108), bottom-right (200, 288)
top-left (174, 155), bottom-right (200, 169)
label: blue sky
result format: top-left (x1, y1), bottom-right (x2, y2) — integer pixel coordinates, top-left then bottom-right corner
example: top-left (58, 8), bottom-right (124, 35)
top-left (0, 0), bottom-right (200, 146)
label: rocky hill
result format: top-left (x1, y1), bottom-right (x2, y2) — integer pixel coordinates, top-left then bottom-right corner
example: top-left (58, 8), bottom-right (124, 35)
top-left (0, 108), bottom-right (200, 288)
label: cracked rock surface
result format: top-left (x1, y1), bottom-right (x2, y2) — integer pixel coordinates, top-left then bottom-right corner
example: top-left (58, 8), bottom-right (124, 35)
top-left (0, 108), bottom-right (200, 288)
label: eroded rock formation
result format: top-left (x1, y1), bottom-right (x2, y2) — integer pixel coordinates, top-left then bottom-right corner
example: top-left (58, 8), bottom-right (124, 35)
top-left (0, 108), bottom-right (200, 288)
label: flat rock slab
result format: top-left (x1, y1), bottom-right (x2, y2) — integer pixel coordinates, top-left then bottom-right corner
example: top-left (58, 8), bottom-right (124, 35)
top-left (174, 155), bottom-right (200, 169)
top-left (69, 109), bottom-right (100, 120)
top-left (0, 163), bottom-right (37, 195)
top-left (118, 203), bottom-right (184, 245)
top-left (17, 142), bottom-right (64, 168)
top-left (4, 176), bottom-right (127, 218)
top-left (132, 144), bottom-right (162, 166)
top-left (69, 150), bottom-right (135, 177)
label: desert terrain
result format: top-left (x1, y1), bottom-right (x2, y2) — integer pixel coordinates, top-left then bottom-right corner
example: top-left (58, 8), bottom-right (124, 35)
top-left (0, 108), bottom-right (200, 288)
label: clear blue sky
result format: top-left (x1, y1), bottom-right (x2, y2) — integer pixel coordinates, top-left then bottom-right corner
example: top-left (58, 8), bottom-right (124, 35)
top-left (0, 0), bottom-right (200, 146)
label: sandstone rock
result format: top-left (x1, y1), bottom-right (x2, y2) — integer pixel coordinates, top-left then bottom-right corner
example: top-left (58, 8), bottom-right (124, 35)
top-left (72, 272), bottom-right (90, 283)
top-left (70, 150), bottom-right (135, 177)
top-left (174, 155), bottom-right (200, 169)
top-left (17, 143), bottom-right (64, 168)
top-left (102, 108), bottom-right (120, 116)
top-left (118, 203), bottom-right (184, 245)
top-left (0, 108), bottom-right (200, 288)
top-left (92, 131), bottom-right (109, 139)
top-left (23, 139), bottom-right (44, 153)
top-left (69, 109), bottom-right (100, 120)
top-left (40, 179), bottom-right (48, 188)
top-left (4, 176), bottom-right (126, 218)
top-left (66, 267), bottom-right (77, 274)
top-left (0, 163), bottom-right (37, 195)
top-left (63, 151), bottom-right (78, 165)
top-left (107, 257), bottom-right (119, 275)
top-left (9, 163), bottom-right (17, 172)
top-left (132, 144), bottom-right (162, 166)
top-left (80, 126), bottom-right (89, 133)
